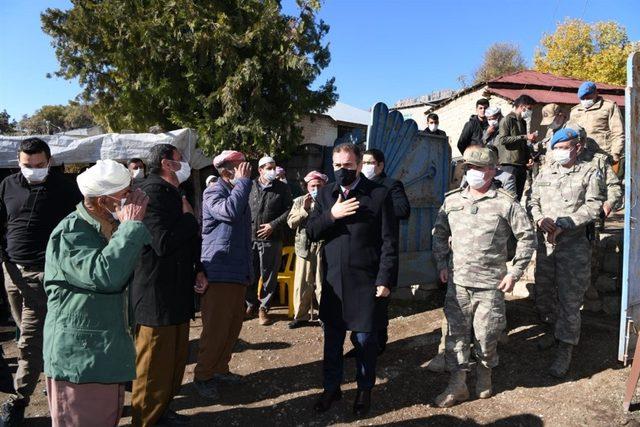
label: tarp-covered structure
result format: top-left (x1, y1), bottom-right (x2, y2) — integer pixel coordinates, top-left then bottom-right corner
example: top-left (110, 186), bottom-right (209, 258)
top-left (0, 128), bottom-right (212, 169)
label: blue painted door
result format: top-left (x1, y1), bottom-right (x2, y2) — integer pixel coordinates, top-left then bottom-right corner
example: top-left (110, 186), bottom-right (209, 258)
top-left (367, 102), bottom-right (451, 286)
top-left (620, 51), bottom-right (640, 363)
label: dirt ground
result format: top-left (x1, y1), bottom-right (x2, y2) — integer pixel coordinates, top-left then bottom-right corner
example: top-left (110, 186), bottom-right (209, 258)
top-left (3, 291), bottom-right (640, 427)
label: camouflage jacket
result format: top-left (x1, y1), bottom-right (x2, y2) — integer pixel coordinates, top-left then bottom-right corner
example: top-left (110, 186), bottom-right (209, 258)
top-left (529, 160), bottom-right (605, 234)
top-left (432, 186), bottom-right (536, 289)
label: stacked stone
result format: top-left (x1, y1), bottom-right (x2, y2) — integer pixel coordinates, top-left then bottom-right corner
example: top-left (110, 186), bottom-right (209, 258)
top-left (582, 231), bottom-right (622, 315)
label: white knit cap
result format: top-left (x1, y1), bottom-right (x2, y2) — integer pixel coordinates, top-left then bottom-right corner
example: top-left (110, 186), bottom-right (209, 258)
top-left (258, 156), bottom-right (275, 167)
top-left (77, 159), bottom-right (131, 197)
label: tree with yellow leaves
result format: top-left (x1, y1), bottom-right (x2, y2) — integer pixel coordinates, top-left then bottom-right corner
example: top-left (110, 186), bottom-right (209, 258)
top-left (534, 18), bottom-right (639, 85)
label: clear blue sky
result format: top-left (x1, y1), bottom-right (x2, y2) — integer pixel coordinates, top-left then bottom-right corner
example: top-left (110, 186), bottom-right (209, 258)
top-left (1, 0), bottom-right (638, 120)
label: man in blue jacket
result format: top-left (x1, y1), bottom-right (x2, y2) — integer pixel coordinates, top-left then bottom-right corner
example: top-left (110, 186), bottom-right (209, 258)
top-left (194, 150), bottom-right (253, 400)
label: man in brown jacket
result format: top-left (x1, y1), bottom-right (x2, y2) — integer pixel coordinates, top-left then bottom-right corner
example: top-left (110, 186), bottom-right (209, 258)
top-left (569, 81), bottom-right (625, 176)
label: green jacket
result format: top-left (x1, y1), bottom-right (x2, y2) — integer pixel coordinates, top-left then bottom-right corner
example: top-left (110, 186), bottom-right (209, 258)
top-left (43, 203), bottom-right (151, 384)
top-left (496, 111), bottom-right (530, 166)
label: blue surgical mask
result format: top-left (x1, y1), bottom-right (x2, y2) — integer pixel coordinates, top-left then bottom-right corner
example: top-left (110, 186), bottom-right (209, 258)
top-left (310, 189), bottom-right (318, 199)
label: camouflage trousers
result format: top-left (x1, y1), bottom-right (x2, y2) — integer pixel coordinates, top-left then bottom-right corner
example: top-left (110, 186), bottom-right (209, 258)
top-left (444, 283), bottom-right (506, 371)
top-left (534, 231), bottom-right (591, 345)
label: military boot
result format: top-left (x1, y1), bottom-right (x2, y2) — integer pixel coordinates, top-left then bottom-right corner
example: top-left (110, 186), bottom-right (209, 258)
top-left (537, 330), bottom-right (557, 351)
top-left (549, 342), bottom-right (573, 378)
top-left (475, 364), bottom-right (492, 399)
top-left (434, 370), bottom-right (469, 408)
top-left (422, 352), bottom-right (446, 373)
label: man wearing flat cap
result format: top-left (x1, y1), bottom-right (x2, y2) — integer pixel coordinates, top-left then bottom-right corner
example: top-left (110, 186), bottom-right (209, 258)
top-left (432, 145), bottom-right (535, 408)
top-left (286, 170), bottom-right (328, 328)
top-left (194, 150), bottom-right (253, 400)
top-left (43, 160), bottom-right (150, 426)
top-left (528, 128), bottom-right (605, 379)
top-left (569, 81), bottom-right (625, 176)
top-left (247, 156), bottom-right (292, 325)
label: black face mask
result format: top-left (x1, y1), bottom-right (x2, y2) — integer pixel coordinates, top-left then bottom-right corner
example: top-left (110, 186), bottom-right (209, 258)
top-left (334, 168), bottom-right (357, 187)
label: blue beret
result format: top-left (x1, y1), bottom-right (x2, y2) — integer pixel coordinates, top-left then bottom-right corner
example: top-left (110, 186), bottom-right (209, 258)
top-left (578, 81), bottom-right (596, 99)
top-left (550, 128), bottom-right (579, 149)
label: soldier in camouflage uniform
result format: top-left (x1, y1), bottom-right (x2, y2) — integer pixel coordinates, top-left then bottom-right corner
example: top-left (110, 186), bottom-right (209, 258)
top-left (432, 146), bottom-right (536, 408)
top-left (528, 128), bottom-right (605, 378)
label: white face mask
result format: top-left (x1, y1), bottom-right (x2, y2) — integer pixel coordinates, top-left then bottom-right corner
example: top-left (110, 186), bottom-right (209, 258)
top-left (428, 123), bottom-right (438, 132)
top-left (362, 164), bottom-right (377, 179)
top-left (553, 148), bottom-right (573, 166)
top-left (521, 109), bottom-right (532, 120)
top-left (20, 165), bottom-right (49, 183)
top-left (580, 99), bottom-right (595, 109)
top-left (131, 168), bottom-right (144, 179)
top-left (105, 197), bottom-right (127, 221)
top-left (174, 161), bottom-right (191, 183)
top-left (263, 169), bottom-right (277, 182)
top-left (488, 119), bottom-right (499, 127)
top-left (466, 169), bottom-right (488, 189)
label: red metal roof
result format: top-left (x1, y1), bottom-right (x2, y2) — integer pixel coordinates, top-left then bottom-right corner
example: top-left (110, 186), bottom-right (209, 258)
top-left (487, 87), bottom-right (625, 107)
top-left (489, 70), bottom-right (624, 92)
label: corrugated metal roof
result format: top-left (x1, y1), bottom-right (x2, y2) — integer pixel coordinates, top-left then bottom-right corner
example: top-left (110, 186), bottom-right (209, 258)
top-left (489, 70), bottom-right (623, 92)
top-left (324, 102), bottom-right (370, 126)
top-left (487, 87), bottom-right (625, 106)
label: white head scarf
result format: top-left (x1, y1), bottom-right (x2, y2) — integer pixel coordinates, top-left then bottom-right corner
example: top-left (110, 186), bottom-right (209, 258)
top-left (77, 159), bottom-right (131, 197)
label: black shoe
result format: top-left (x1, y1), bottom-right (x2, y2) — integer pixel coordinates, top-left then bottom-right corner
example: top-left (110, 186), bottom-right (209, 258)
top-left (193, 379), bottom-right (220, 400)
top-left (0, 399), bottom-right (25, 427)
top-left (313, 388), bottom-right (342, 413)
top-left (212, 372), bottom-right (244, 385)
top-left (156, 408), bottom-right (191, 426)
top-left (288, 319), bottom-right (309, 329)
top-left (344, 347), bottom-right (357, 358)
top-left (353, 389), bottom-right (371, 418)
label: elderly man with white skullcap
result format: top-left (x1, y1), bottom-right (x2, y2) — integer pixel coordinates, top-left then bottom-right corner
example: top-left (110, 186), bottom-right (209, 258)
top-left (286, 171), bottom-right (328, 329)
top-left (247, 155), bottom-right (293, 326)
top-left (42, 160), bottom-right (150, 427)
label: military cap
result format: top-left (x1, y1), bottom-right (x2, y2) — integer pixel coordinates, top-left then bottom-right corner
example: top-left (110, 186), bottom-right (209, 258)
top-left (541, 103), bottom-right (561, 125)
top-left (550, 128), bottom-right (579, 149)
top-left (463, 147), bottom-right (497, 167)
top-left (578, 81), bottom-right (597, 99)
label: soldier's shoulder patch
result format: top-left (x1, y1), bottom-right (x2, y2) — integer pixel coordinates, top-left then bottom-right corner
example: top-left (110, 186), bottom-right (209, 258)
top-left (497, 188), bottom-right (516, 199)
top-left (445, 188), bottom-right (463, 197)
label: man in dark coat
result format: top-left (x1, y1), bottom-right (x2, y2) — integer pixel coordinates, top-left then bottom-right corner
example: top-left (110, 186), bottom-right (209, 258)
top-left (457, 98), bottom-right (490, 155)
top-left (247, 156), bottom-right (293, 326)
top-left (130, 144), bottom-right (208, 426)
top-left (306, 143), bottom-right (398, 418)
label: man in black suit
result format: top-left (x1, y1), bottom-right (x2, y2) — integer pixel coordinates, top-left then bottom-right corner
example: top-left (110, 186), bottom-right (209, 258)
top-left (306, 143), bottom-right (398, 417)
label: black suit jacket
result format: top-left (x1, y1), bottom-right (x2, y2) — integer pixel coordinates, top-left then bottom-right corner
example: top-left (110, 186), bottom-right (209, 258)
top-left (306, 175), bottom-right (398, 332)
top-left (370, 173), bottom-right (410, 220)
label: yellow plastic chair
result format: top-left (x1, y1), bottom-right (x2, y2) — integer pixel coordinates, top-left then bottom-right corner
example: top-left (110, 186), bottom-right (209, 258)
top-left (257, 246), bottom-right (296, 318)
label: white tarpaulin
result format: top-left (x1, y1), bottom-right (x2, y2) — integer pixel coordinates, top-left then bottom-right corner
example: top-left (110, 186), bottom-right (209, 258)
top-left (0, 128), bottom-right (212, 169)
